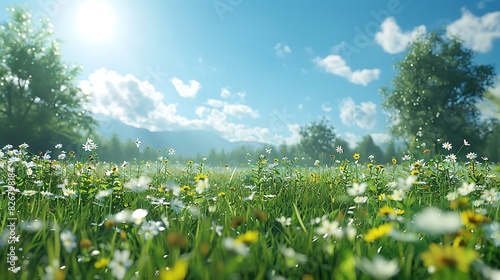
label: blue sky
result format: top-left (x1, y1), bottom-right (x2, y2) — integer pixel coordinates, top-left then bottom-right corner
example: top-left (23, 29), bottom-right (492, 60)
top-left (2, 0), bottom-right (500, 148)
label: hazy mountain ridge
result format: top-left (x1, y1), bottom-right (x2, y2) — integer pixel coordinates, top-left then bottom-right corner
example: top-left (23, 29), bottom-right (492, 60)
top-left (97, 120), bottom-right (266, 157)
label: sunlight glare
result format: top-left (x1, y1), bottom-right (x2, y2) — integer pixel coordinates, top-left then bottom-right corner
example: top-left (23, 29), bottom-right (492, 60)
top-left (77, 1), bottom-right (116, 41)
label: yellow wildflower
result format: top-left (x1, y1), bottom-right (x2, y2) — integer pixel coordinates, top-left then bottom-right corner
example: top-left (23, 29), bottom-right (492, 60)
top-left (461, 210), bottom-right (491, 229)
top-left (160, 259), bottom-right (189, 280)
top-left (363, 223), bottom-right (393, 242)
top-left (236, 230), bottom-right (259, 245)
top-left (94, 258), bottom-right (110, 269)
top-left (353, 153), bottom-right (360, 161)
top-left (421, 243), bottom-right (478, 273)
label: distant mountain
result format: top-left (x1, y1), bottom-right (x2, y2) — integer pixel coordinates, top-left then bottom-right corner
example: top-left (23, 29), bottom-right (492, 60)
top-left (96, 120), bottom-right (265, 157)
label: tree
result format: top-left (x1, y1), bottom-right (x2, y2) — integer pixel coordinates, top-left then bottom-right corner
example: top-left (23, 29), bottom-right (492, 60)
top-left (380, 31), bottom-right (496, 155)
top-left (354, 135), bottom-right (385, 163)
top-left (298, 118), bottom-right (350, 160)
top-left (0, 6), bottom-right (95, 152)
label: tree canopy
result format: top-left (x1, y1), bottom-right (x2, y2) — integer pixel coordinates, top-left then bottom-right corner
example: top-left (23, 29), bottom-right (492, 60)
top-left (380, 31), bottom-right (496, 155)
top-left (0, 6), bottom-right (95, 152)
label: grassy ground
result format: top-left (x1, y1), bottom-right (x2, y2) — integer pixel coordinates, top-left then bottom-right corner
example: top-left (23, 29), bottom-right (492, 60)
top-left (1, 142), bottom-right (499, 279)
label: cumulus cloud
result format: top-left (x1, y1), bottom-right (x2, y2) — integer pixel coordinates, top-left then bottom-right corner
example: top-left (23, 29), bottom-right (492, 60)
top-left (314, 55), bottom-right (380, 86)
top-left (339, 97), bottom-right (377, 129)
top-left (171, 77), bottom-right (202, 98)
top-left (375, 17), bottom-right (426, 54)
top-left (80, 68), bottom-right (282, 144)
top-left (446, 8), bottom-right (500, 53)
top-left (221, 87), bottom-right (231, 98)
top-left (370, 133), bottom-right (392, 147)
top-left (274, 43), bottom-right (292, 57)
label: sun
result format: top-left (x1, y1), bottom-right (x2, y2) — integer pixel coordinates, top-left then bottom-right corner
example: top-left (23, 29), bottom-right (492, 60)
top-left (76, 1), bottom-right (116, 41)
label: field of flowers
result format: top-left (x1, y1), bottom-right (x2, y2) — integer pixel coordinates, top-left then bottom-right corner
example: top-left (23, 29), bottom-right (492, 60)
top-left (1, 139), bottom-right (500, 280)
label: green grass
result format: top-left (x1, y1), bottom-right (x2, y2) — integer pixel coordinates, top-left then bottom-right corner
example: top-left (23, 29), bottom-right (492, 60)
top-left (0, 144), bottom-right (499, 279)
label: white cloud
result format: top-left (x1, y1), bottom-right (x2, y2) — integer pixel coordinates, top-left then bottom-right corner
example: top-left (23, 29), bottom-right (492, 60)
top-left (80, 68), bottom-right (279, 144)
top-left (343, 132), bottom-right (360, 149)
top-left (321, 102), bottom-right (332, 112)
top-left (274, 43), bottom-right (292, 57)
top-left (170, 77), bottom-right (202, 98)
top-left (206, 99), bottom-right (259, 119)
top-left (221, 87), bottom-right (231, 98)
top-left (446, 8), bottom-right (500, 53)
top-left (375, 17), bottom-right (426, 54)
top-left (370, 133), bottom-right (392, 147)
top-left (339, 97), bottom-right (377, 129)
top-left (314, 55), bottom-right (380, 86)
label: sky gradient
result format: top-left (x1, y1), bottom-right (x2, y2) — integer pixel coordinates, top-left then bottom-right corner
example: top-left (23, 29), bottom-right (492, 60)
top-left (1, 0), bottom-right (500, 148)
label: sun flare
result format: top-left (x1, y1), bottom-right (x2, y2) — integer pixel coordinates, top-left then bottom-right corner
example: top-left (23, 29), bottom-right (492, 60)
top-left (76, 1), bottom-right (115, 41)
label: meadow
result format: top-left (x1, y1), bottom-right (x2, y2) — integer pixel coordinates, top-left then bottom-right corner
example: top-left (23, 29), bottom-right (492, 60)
top-left (1, 139), bottom-right (500, 280)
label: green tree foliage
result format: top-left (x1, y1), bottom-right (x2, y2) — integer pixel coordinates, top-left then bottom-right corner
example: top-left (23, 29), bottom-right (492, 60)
top-left (354, 135), bottom-right (385, 163)
top-left (298, 118), bottom-right (350, 160)
top-left (380, 31), bottom-right (496, 155)
top-left (0, 6), bottom-right (95, 151)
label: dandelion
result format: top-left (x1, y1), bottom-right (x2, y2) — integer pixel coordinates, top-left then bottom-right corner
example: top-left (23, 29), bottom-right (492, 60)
top-left (363, 223), bottom-right (393, 242)
top-left (442, 142), bottom-right (452, 150)
top-left (108, 249), bottom-right (133, 279)
top-left (236, 230), bottom-right (259, 245)
top-left (421, 243), bottom-right (478, 273)
top-left (276, 216), bottom-right (292, 227)
top-left (413, 207), bottom-right (461, 235)
top-left (356, 255), bottom-right (400, 280)
top-left (336, 146), bottom-right (344, 153)
top-left (60, 230), bottom-right (77, 253)
top-left (159, 259), bottom-right (189, 280)
top-left (347, 182), bottom-right (367, 196)
top-left (94, 258), bottom-right (110, 269)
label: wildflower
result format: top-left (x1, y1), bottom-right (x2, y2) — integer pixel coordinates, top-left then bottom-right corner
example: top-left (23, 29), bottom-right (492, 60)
top-left (243, 191), bottom-right (257, 201)
top-left (390, 189), bottom-right (405, 201)
top-left (108, 249), bottom-right (133, 280)
top-left (457, 182), bottom-right (476, 196)
top-left (401, 154), bottom-right (411, 161)
top-left (281, 246), bottom-right (308, 268)
top-left (411, 170), bottom-right (419, 176)
top-left (124, 176), bottom-right (150, 192)
top-left (168, 148), bottom-right (176, 155)
top-left (276, 216), bottom-right (292, 227)
top-left (354, 196), bottom-right (368, 203)
top-left (442, 142), bottom-right (452, 150)
top-left (466, 152), bottom-right (477, 160)
top-left (95, 189), bottom-right (113, 200)
top-left (445, 153), bottom-right (457, 162)
top-left (60, 230), bottom-right (77, 253)
top-left (314, 160), bottom-right (320, 166)
top-left (353, 153), bottom-right (360, 161)
top-left (223, 237), bottom-right (249, 256)
top-left (483, 221), bottom-right (500, 247)
top-left (392, 158), bottom-right (397, 164)
top-left (421, 243), bottom-right (478, 273)
top-left (461, 210), bottom-right (491, 229)
top-left (210, 222), bottom-right (223, 236)
top-left (55, 143), bottom-right (63, 149)
top-left (159, 259), bottom-right (189, 280)
top-left (139, 221), bottom-right (163, 240)
top-left (347, 182), bottom-right (367, 196)
top-left (463, 139), bottom-right (470, 146)
top-left (195, 178), bottom-right (209, 194)
top-left (336, 146), bottom-right (343, 153)
top-left (170, 199), bottom-right (186, 214)
top-left (94, 258), bottom-right (110, 269)
top-left (82, 138), bottom-right (98, 152)
top-left (423, 149), bottom-right (431, 154)
top-left (450, 197), bottom-right (470, 210)
top-left (378, 206), bottom-right (400, 219)
top-left (397, 175), bottom-right (417, 190)
top-left (413, 207), bottom-right (461, 235)
top-left (363, 223), bottom-right (393, 242)
top-left (480, 188), bottom-right (499, 204)
top-left (266, 148), bottom-right (272, 154)
top-left (356, 255), bottom-right (400, 280)
top-left (236, 230), bottom-right (259, 245)
top-left (446, 191), bottom-right (458, 201)
top-left (316, 220), bottom-right (344, 238)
